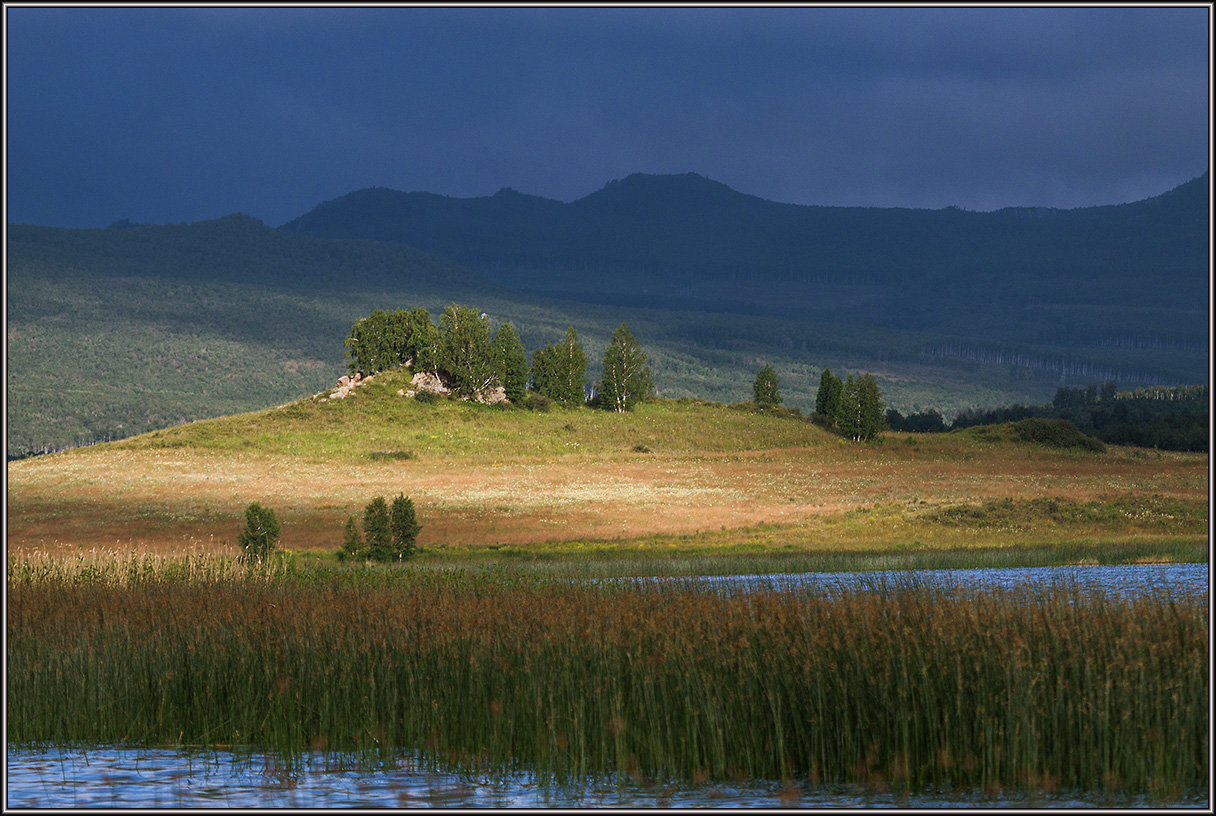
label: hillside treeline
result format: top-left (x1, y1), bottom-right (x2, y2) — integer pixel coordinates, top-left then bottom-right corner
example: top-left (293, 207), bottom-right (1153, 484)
top-left (886, 384), bottom-right (1208, 452)
top-left (344, 304), bottom-right (654, 412)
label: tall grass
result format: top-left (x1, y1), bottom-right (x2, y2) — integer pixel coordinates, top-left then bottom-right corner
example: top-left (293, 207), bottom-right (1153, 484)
top-left (7, 558), bottom-right (1207, 799)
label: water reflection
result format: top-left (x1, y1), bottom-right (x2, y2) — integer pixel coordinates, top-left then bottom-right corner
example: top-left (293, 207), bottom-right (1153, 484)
top-left (7, 747), bottom-right (1206, 809)
top-left (621, 562), bottom-right (1209, 600)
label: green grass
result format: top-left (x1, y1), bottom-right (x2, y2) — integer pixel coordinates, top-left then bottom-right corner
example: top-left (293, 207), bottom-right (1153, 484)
top-left (7, 556), bottom-right (1207, 800)
top-left (115, 371), bottom-right (837, 461)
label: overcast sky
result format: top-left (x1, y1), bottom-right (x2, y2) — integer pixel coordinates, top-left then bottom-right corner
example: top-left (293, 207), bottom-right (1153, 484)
top-left (5, 5), bottom-right (1210, 228)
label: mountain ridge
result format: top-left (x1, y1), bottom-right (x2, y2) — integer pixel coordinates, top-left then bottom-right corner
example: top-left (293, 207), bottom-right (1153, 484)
top-left (278, 170), bottom-right (1209, 340)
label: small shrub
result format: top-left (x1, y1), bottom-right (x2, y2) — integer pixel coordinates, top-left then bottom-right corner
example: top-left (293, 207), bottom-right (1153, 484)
top-left (1011, 418), bottom-right (1106, 452)
top-left (236, 502), bottom-right (281, 562)
top-left (524, 392), bottom-right (552, 412)
top-left (414, 390), bottom-right (443, 405)
top-left (369, 450), bottom-right (417, 461)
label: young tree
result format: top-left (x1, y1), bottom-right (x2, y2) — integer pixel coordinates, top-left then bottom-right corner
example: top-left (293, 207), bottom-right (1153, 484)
top-left (839, 373), bottom-right (861, 441)
top-left (856, 373), bottom-right (886, 441)
top-left (405, 307), bottom-right (441, 373)
top-left (815, 368), bottom-right (843, 427)
top-left (237, 502), bottom-right (281, 562)
top-left (531, 326), bottom-right (587, 407)
top-left (491, 322), bottom-right (529, 404)
top-left (339, 516), bottom-right (364, 561)
top-left (363, 496), bottom-right (393, 561)
top-left (344, 309), bottom-right (399, 375)
top-left (440, 304), bottom-right (497, 397)
top-left (597, 322), bottom-right (654, 412)
top-left (390, 493), bottom-right (422, 560)
top-left (344, 307), bottom-right (433, 376)
top-left (752, 364), bottom-right (782, 407)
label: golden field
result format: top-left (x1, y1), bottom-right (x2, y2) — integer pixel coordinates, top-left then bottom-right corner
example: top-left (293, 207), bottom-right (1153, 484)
top-left (6, 367), bottom-right (1207, 560)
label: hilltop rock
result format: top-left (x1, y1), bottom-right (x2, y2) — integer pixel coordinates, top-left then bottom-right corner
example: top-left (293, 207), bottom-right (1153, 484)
top-left (474, 384), bottom-right (508, 405)
top-left (322, 371), bottom-right (373, 400)
top-left (399, 371), bottom-right (508, 405)
top-left (402, 371), bottom-right (447, 398)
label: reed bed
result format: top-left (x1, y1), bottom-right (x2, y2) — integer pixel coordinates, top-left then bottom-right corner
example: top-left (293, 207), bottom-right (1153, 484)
top-left (7, 558), bottom-right (1207, 800)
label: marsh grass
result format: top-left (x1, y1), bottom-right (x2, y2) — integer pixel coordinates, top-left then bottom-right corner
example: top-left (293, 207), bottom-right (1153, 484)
top-left (7, 556), bottom-right (1207, 799)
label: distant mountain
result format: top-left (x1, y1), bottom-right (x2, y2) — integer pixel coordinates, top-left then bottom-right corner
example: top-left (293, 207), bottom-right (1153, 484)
top-left (7, 212), bottom-right (491, 294)
top-left (280, 171), bottom-right (1209, 346)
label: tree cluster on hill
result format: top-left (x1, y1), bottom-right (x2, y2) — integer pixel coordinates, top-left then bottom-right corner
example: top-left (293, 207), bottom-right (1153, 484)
top-left (885, 383), bottom-right (1208, 452)
top-left (813, 368), bottom-right (886, 441)
top-left (344, 305), bottom-right (654, 411)
top-left (341, 494), bottom-right (421, 562)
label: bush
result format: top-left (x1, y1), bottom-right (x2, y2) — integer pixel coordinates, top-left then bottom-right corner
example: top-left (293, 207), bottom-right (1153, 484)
top-left (236, 502), bottom-right (281, 562)
top-left (414, 390), bottom-right (444, 404)
top-left (1011, 418), bottom-right (1106, 452)
top-left (524, 392), bottom-right (552, 412)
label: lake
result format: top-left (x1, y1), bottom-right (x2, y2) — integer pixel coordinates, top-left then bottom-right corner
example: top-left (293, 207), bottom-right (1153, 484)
top-left (634, 562), bottom-right (1210, 600)
top-left (6, 746), bottom-right (1208, 808)
top-left (7, 563), bottom-right (1208, 809)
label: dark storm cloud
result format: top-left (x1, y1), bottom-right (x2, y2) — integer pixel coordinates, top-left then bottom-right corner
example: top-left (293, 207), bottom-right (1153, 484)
top-left (4, 6), bottom-right (1209, 228)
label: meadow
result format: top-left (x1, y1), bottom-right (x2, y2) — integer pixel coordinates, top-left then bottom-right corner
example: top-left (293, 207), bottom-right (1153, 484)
top-left (6, 366), bottom-right (1208, 564)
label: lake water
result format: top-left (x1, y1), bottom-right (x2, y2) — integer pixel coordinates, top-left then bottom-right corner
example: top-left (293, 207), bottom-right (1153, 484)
top-left (8, 563), bottom-right (1208, 809)
top-left (6, 746), bottom-right (1208, 809)
top-left (641, 562), bottom-right (1210, 600)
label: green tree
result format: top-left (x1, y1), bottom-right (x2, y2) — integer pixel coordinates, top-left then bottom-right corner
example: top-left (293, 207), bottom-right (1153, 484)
top-left (344, 309), bottom-right (403, 375)
top-left (390, 493), bottom-right (422, 559)
top-left (839, 373), bottom-right (860, 441)
top-left (753, 364), bottom-right (782, 407)
top-left (531, 326), bottom-right (587, 408)
top-left (856, 373), bottom-right (886, 441)
top-left (440, 304), bottom-right (497, 397)
top-left (363, 496), bottom-right (393, 561)
top-left (339, 516), bottom-right (364, 561)
top-left (597, 322), bottom-right (654, 412)
top-left (405, 307), bottom-right (441, 373)
top-left (815, 368), bottom-right (843, 427)
top-left (491, 322), bottom-right (529, 403)
top-left (236, 502), bottom-right (281, 562)
top-left (344, 307), bottom-right (437, 376)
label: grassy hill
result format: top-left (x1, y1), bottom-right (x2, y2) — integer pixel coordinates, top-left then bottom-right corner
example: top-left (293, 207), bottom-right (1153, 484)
top-left (8, 366), bottom-right (1207, 571)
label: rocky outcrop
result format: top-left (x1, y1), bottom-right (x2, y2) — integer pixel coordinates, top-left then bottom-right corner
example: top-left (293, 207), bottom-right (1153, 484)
top-left (322, 371), bottom-right (373, 400)
top-left (400, 371), bottom-right (447, 398)
top-left (399, 372), bottom-right (508, 405)
top-left (322, 369), bottom-right (509, 405)
top-left (474, 384), bottom-right (508, 406)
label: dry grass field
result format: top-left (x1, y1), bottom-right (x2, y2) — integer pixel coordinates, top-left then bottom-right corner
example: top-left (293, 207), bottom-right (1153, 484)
top-left (6, 368), bottom-right (1207, 560)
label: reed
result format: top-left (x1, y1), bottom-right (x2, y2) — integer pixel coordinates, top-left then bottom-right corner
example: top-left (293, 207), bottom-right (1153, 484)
top-left (7, 559), bottom-right (1207, 800)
